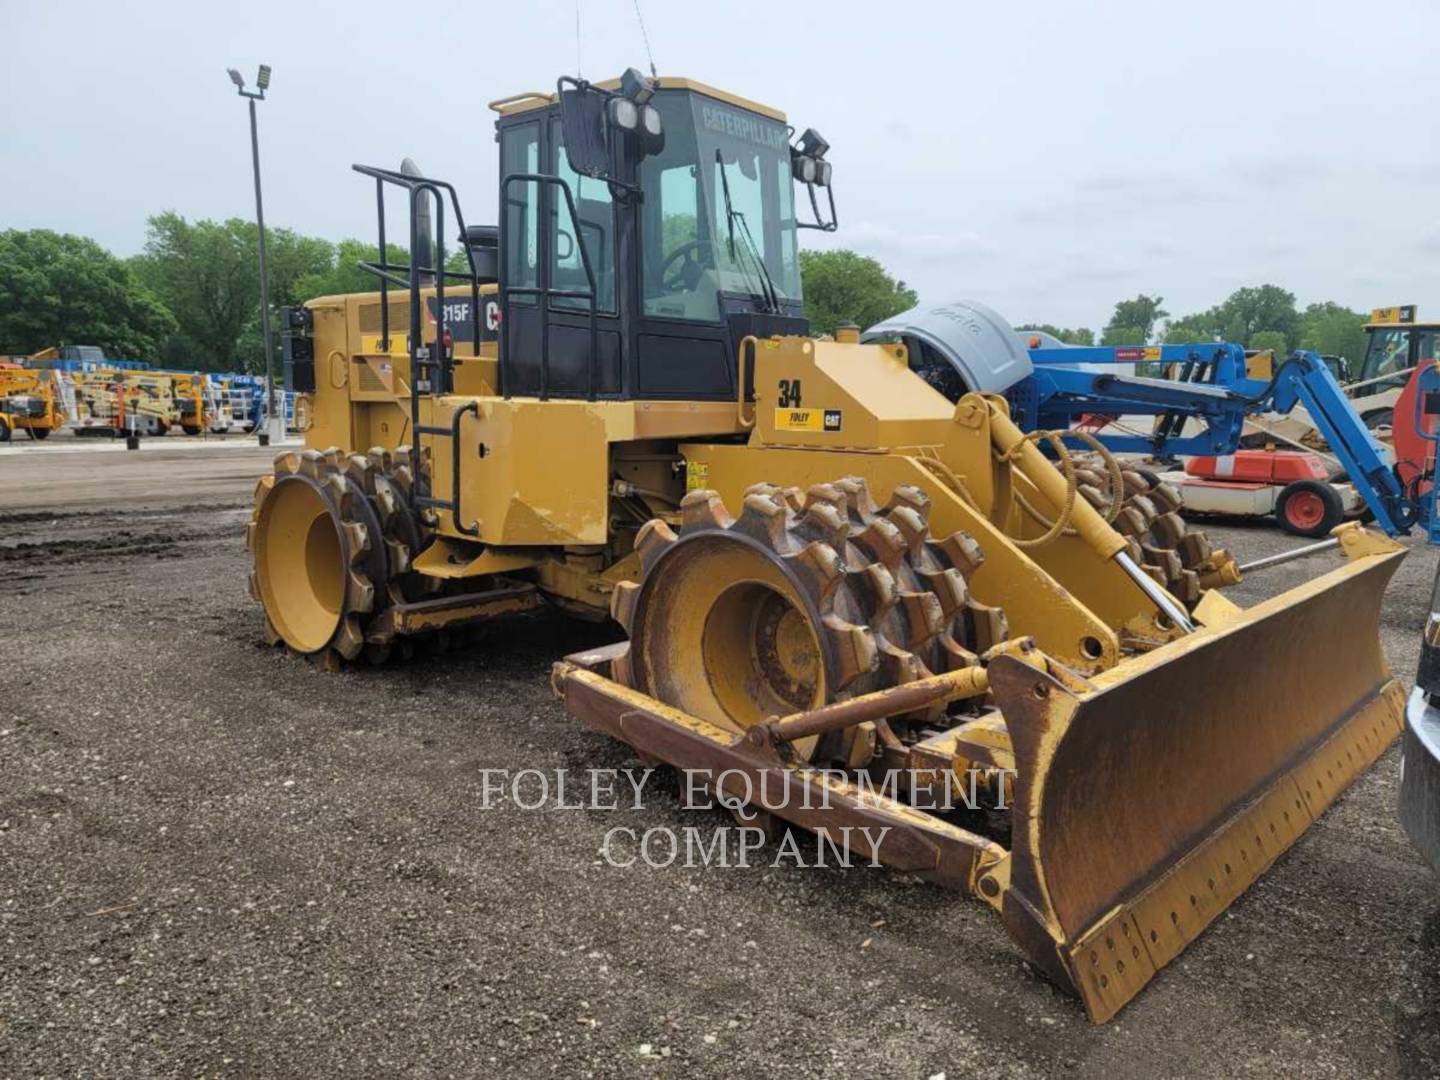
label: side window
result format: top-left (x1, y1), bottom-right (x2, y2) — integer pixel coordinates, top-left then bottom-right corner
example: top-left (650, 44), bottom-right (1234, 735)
top-left (551, 120), bottom-right (615, 313)
top-left (775, 156), bottom-right (798, 296)
top-left (500, 122), bottom-right (540, 304)
top-left (1416, 330), bottom-right (1439, 365)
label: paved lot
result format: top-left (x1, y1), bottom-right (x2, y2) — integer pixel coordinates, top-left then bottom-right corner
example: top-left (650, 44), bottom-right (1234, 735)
top-left (1, 443), bottom-right (1438, 1078)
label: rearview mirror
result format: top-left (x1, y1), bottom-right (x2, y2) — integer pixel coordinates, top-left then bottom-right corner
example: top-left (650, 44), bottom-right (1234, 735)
top-left (558, 82), bottom-right (610, 178)
top-left (791, 131), bottom-right (838, 232)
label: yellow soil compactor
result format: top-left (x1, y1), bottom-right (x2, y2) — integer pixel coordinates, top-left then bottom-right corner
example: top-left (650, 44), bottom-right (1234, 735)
top-left (247, 71), bottom-right (1406, 1021)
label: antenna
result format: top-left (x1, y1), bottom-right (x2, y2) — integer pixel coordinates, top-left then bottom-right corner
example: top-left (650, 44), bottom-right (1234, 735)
top-left (575, 0), bottom-right (582, 77)
top-left (632, 0), bottom-right (657, 78)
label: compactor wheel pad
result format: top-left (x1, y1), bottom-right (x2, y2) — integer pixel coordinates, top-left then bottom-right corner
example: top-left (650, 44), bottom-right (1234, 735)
top-left (1071, 455), bottom-right (1233, 608)
top-left (247, 446), bottom-right (429, 666)
top-left (610, 478), bottom-right (1006, 761)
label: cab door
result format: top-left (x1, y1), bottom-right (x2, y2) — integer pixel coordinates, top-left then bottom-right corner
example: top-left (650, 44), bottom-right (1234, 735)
top-left (497, 114), bottom-right (624, 398)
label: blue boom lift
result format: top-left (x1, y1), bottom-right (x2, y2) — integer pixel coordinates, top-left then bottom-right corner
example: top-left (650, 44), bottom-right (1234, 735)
top-left (865, 300), bottom-right (1431, 541)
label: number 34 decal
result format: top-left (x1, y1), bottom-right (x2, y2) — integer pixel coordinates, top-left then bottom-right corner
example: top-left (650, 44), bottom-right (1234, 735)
top-left (777, 379), bottom-right (802, 408)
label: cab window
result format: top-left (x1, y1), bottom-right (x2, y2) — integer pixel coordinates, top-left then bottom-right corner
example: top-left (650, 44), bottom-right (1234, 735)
top-left (500, 122), bottom-right (540, 304)
top-left (639, 94), bottom-right (721, 322)
top-left (1416, 329), bottom-right (1440, 365)
top-left (551, 119), bottom-right (616, 313)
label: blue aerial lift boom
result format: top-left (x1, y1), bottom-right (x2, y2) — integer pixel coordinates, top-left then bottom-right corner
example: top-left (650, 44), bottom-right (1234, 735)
top-left (864, 301), bottom-right (1427, 539)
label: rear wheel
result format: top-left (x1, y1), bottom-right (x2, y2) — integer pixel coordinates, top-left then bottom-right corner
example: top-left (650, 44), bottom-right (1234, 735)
top-left (1275, 479), bottom-right (1344, 538)
top-left (248, 446), bottom-right (431, 666)
top-left (31, 425), bottom-right (50, 440)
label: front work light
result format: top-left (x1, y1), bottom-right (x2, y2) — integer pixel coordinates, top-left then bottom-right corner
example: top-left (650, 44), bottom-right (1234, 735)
top-left (607, 96), bottom-right (639, 131)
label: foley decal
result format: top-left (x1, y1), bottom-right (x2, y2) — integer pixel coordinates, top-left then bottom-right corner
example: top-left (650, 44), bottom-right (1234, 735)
top-left (774, 408), bottom-right (843, 432)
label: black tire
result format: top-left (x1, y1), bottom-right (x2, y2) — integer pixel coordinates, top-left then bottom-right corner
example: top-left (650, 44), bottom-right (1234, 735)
top-left (0, 418), bottom-right (11, 443)
top-left (1361, 408), bottom-right (1393, 432)
top-left (1275, 479), bottom-right (1345, 538)
top-left (31, 426), bottom-right (50, 440)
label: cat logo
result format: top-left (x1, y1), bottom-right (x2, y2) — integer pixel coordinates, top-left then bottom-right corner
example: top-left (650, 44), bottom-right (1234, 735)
top-left (823, 410), bottom-right (842, 431)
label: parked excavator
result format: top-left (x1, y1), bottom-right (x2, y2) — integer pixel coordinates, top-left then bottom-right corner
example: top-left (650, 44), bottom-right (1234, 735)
top-left (247, 69), bottom-right (1406, 1022)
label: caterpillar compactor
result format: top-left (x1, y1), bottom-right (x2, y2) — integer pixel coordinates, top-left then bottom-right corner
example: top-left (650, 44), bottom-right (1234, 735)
top-left (249, 71), bottom-right (1407, 1021)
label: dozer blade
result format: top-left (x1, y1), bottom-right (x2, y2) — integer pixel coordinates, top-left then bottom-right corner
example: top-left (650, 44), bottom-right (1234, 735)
top-left (989, 545), bottom-right (1406, 1022)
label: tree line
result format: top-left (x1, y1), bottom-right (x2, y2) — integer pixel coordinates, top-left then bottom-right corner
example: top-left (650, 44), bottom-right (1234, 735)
top-left (0, 218), bottom-right (1374, 373)
top-left (1019, 286), bottom-right (1371, 363)
top-left (0, 219), bottom-right (408, 372)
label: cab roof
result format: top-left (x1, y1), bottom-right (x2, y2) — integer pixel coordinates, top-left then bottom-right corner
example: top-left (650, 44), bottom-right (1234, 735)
top-left (487, 76), bottom-right (786, 123)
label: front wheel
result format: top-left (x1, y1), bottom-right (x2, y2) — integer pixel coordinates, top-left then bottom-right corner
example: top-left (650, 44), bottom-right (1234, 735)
top-left (1276, 479), bottom-right (1344, 538)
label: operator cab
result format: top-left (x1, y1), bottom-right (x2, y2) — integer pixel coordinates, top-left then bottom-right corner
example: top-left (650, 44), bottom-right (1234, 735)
top-left (489, 72), bottom-right (836, 401)
top-left (1358, 305), bottom-right (1440, 392)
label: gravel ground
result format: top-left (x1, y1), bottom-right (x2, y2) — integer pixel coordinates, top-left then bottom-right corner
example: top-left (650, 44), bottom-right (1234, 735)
top-left (2, 444), bottom-right (1439, 1078)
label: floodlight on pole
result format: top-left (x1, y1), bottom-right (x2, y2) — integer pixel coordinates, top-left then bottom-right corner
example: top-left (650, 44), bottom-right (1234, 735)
top-left (226, 64), bottom-right (280, 444)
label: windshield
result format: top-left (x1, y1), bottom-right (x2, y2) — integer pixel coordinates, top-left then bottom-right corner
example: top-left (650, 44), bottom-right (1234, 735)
top-left (639, 91), bottom-right (800, 321)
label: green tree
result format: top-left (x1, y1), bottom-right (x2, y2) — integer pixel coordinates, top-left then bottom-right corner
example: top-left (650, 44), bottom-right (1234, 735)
top-left (1102, 294), bottom-right (1168, 344)
top-left (1210, 285), bottom-right (1299, 349)
top-left (1101, 323), bottom-right (1148, 346)
top-left (131, 213), bottom-right (333, 372)
top-left (798, 249), bottom-right (917, 336)
top-left (1297, 301), bottom-right (1367, 365)
top-left (1249, 329), bottom-right (1289, 356)
top-left (0, 229), bottom-right (176, 359)
top-left (1017, 323), bottom-right (1095, 345)
top-left (292, 239), bottom-right (410, 301)
top-left (1163, 313), bottom-right (1221, 343)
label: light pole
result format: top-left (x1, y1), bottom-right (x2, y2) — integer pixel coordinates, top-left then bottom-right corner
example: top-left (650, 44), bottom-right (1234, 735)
top-left (227, 64), bottom-right (282, 446)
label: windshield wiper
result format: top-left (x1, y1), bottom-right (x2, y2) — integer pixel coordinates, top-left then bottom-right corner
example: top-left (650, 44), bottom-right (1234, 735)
top-left (715, 150), bottom-right (780, 314)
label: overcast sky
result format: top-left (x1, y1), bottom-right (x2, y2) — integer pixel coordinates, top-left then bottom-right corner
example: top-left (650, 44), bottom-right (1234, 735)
top-left (4, 0), bottom-right (1439, 331)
